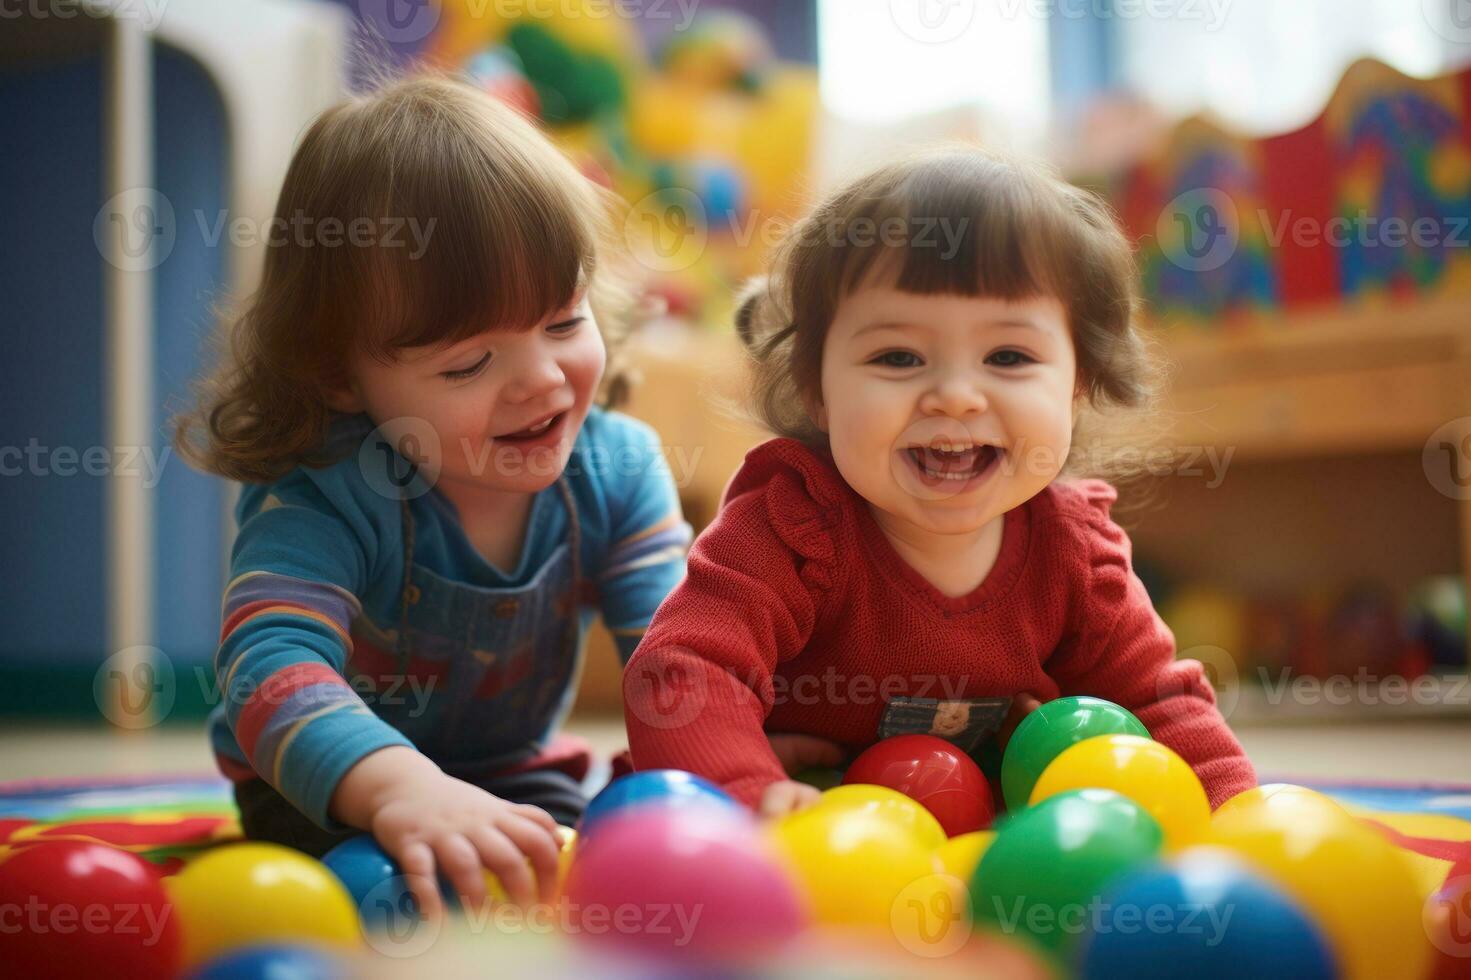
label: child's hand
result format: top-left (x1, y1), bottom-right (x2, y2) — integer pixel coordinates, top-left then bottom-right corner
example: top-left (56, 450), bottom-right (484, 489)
top-left (331, 746), bottom-right (562, 920)
top-left (758, 779), bottom-right (823, 820)
top-left (766, 732), bottom-right (845, 775)
top-left (998, 693), bottom-right (1042, 750)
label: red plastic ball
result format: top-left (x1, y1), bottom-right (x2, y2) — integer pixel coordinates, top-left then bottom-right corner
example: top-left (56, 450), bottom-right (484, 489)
top-left (842, 734), bottom-right (995, 836)
top-left (0, 841), bottom-right (181, 980)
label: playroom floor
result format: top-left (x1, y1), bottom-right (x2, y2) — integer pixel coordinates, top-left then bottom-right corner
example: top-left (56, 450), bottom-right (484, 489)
top-left (1, 714), bottom-right (1469, 784)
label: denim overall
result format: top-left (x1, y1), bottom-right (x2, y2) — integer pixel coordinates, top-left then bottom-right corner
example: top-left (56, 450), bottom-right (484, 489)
top-left (234, 479), bottom-right (592, 854)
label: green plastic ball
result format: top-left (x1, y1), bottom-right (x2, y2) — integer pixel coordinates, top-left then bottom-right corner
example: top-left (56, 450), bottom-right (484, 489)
top-left (1001, 696), bottom-right (1149, 812)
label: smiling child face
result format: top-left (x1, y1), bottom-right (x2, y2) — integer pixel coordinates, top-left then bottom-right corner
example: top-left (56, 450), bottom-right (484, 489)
top-left (816, 285), bottom-right (1078, 538)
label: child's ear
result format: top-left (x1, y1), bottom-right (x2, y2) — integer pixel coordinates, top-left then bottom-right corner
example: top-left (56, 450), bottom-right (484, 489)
top-left (805, 391), bottom-right (829, 433)
top-left (323, 382), bottom-right (365, 414)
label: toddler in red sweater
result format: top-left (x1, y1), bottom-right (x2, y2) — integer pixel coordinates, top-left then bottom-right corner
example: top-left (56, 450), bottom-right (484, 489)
top-left (623, 148), bottom-right (1256, 816)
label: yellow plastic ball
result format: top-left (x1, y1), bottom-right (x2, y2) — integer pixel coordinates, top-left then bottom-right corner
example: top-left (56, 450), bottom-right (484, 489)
top-left (485, 825), bottom-right (578, 902)
top-left (1029, 734), bottom-right (1210, 849)
top-left (1213, 782), bottom-right (1351, 823)
top-left (770, 807), bottom-right (942, 929)
top-left (167, 843), bottom-right (359, 967)
top-left (1210, 796), bottom-right (1431, 980)
top-left (936, 831), bottom-right (995, 881)
top-left (815, 783), bottom-right (948, 850)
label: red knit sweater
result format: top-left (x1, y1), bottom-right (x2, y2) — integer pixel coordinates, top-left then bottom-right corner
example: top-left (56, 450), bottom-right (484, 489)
top-left (623, 438), bottom-right (1256, 810)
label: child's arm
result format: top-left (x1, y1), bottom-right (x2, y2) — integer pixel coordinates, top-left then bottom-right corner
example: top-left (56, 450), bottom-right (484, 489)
top-left (593, 418), bottom-right (692, 663)
top-left (623, 488), bottom-right (837, 807)
top-left (1046, 503), bottom-right (1256, 809)
top-left (220, 489), bottom-right (559, 913)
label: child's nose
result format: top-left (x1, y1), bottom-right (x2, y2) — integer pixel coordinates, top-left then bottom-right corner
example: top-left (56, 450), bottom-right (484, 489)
top-left (920, 371), bottom-right (989, 418)
top-left (502, 351), bottom-right (566, 403)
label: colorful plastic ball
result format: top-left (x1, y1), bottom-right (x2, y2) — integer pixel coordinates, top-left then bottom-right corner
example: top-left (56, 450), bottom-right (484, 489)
top-left (1077, 847), bottom-right (1338, 979)
top-left (1001, 696), bottom-right (1149, 811)
top-left (580, 770), bottom-right (740, 836)
top-left (1209, 793), bottom-right (1430, 980)
top-left (770, 806), bottom-right (942, 930)
top-left (814, 783), bottom-right (948, 849)
top-left (321, 834), bottom-right (417, 932)
top-left (563, 805), bottom-right (806, 960)
top-left (972, 788), bottom-right (1164, 954)
top-left (486, 825), bottom-right (578, 903)
top-left (166, 843), bottom-right (359, 968)
top-left (842, 734), bottom-right (995, 837)
top-left (0, 840), bottom-right (181, 980)
top-left (185, 944), bottom-right (351, 980)
top-left (937, 831), bottom-right (996, 880)
top-left (1030, 734), bottom-right (1210, 849)
top-left (1213, 783), bottom-right (1351, 823)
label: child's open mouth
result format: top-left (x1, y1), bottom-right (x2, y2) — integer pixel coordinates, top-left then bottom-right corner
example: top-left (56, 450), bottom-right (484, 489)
top-left (903, 443), bottom-right (1002, 489)
top-left (496, 411), bottom-right (567, 445)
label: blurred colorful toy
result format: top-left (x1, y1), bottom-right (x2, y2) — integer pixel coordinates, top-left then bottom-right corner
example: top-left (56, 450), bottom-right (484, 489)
top-left (971, 788), bottom-right (1164, 954)
top-left (812, 782), bottom-right (948, 849)
top-left (1157, 586), bottom-right (1250, 663)
top-left (658, 10), bottom-right (775, 94)
top-left (166, 843), bottom-right (359, 968)
top-left (321, 834), bottom-right (417, 932)
top-left (563, 804), bottom-right (805, 961)
top-left (186, 944), bottom-right (351, 980)
top-left (842, 733), bottom-right (995, 836)
top-left (1029, 733), bottom-right (1211, 849)
top-left (1078, 847), bottom-right (1338, 979)
top-left (1001, 696), bottom-right (1149, 811)
top-left (1210, 784), bottom-right (1431, 980)
top-left (769, 805), bottom-right (945, 931)
top-left (0, 840), bottom-right (181, 980)
top-left (579, 769), bottom-right (739, 836)
top-left (1406, 575), bottom-right (1468, 668)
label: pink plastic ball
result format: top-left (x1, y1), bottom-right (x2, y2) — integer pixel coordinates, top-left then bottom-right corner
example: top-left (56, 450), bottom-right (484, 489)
top-left (562, 805), bottom-right (807, 963)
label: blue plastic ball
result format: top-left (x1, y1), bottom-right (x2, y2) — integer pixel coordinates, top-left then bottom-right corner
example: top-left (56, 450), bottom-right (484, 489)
top-left (320, 834), bottom-right (420, 931)
top-left (580, 770), bottom-right (740, 836)
top-left (1077, 848), bottom-right (1337, 980)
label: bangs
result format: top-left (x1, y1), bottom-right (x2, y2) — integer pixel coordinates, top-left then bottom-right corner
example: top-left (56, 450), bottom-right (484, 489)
top-left (800, 151), bottom-right (1082, 316)
top-left (311, 80), bottom-right (602, 361)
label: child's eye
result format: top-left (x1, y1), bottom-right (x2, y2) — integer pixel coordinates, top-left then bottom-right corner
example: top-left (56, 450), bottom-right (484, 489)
top-left (547, 316), bottom-right (585, 336)
top-left (441, 352), bottom-right (491, 380)
top-left (870, 350), bottom-right (923, 369)
top-left (987, 349), bottom-right (1035, 368)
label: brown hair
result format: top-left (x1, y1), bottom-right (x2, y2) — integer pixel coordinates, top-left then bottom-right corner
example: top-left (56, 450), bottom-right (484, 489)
top-left (173, 74), bottom-right (634, 484)
top-left (736, 146), bottom-right (1165, 483)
